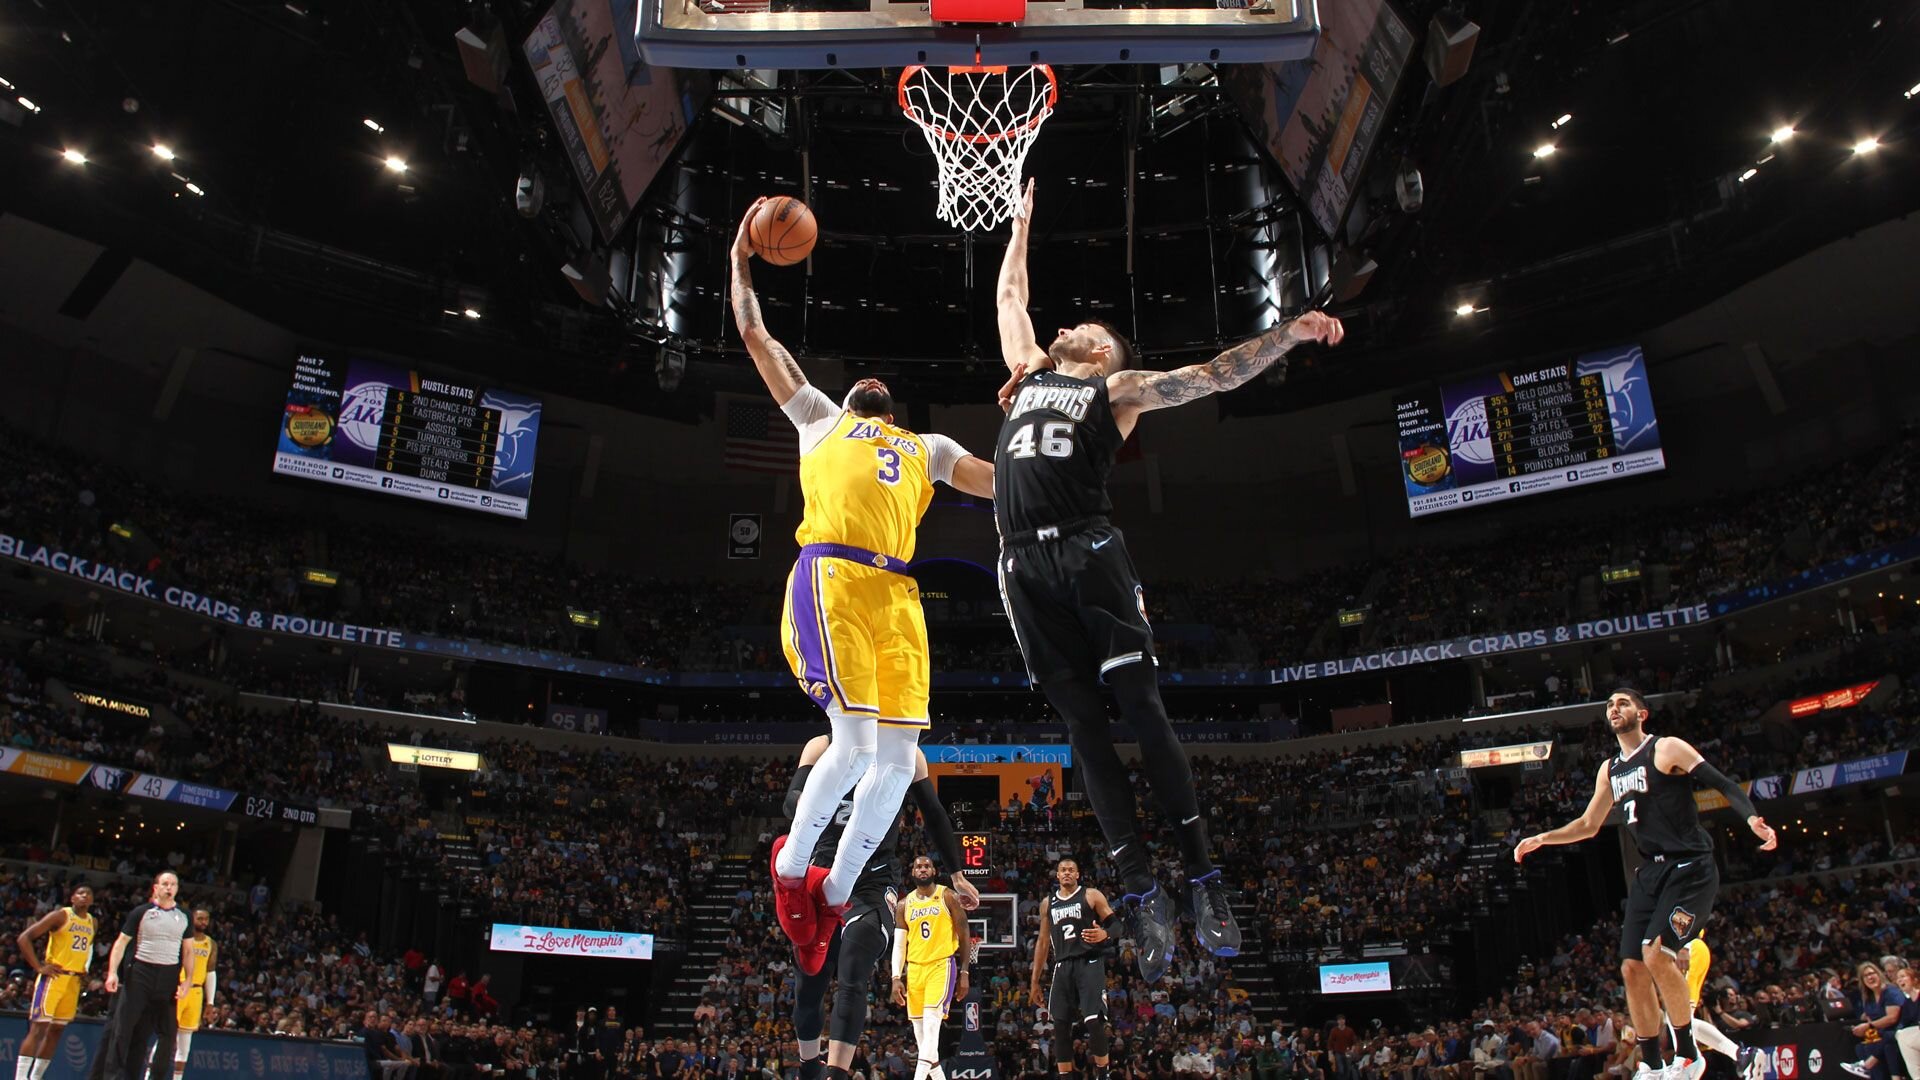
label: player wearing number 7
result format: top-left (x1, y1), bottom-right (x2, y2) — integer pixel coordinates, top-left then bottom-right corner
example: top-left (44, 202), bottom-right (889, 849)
top-left (992, 178), bottom-right (1345, 981)
top-left (1514, 688), bottom-right (1777, 1080)
top-left (730, 198), bottom-right (997, 966)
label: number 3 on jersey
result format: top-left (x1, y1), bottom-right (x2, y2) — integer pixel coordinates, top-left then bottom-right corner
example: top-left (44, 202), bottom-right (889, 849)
top-left (876, 447), bottom-right (901, 484)
top-left (1007, 421), bottom-right (1073, 460)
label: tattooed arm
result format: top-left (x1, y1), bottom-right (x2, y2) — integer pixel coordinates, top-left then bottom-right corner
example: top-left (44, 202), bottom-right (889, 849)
top-left (1107, 311), bottom-right (1345, 422)
top-left (729, 197), bottom-right (809, 406)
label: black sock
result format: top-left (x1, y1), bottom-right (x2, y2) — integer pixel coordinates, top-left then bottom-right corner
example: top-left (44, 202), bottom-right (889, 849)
top-left (825, 1068), bottom-right (851, 1080)
top-left (800, 1059), bottom-right (825, 1080)
top-left (1639, 1037), bottom-right (1664, 1069)
top-left (1672, 1024), bottom-right (1696, 1061)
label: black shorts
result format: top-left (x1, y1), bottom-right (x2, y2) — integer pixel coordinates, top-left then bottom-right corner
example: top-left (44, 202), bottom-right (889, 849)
top-left (1048, 954), bottom-right (1110, 1029)
top-left (1619, 855), bottom-right (1717, 960)
top-left (999, 524), bottom-right (1154, 686)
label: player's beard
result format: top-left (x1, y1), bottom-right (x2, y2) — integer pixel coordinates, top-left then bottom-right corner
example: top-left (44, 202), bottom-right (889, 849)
top-left (848, 387), bottom-right (893, 417)
top-left (911, 871), bottom-right (936, 889)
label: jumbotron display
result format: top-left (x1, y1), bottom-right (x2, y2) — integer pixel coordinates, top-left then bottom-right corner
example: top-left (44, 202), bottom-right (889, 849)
top-left (272, 354), bottom-right (543, 519)
top-left (1396, 344), bottom-right (1665, 519)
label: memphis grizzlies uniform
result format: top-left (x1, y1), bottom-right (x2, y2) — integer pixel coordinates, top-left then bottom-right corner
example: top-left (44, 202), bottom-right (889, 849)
top-left (1610, 735), bottom-right (1718, 960)
top-left (777, 386), bottom-right (966, 727)
top-left (177, 935), bottom-right (216, 1031)
top-left (993, 370), bottom-right (1152, 684)
top-left (902, 886), bottom-right (961, 1019)
top-left (1045, 887), bottom-right (1109, 1026)
top-left (30, 907), bottom-right (95, 1023)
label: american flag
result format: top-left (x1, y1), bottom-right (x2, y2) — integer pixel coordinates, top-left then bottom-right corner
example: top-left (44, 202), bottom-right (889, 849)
top-left (722, 398), bottom-right (799, 473)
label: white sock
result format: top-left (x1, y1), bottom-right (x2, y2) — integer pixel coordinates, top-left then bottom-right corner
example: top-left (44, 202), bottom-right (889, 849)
top-left (16, 1056), bottom-right (34, 1080)
top-left (1691, 1018), bottom-right (1738, 1059)
top-left (27, 1060), bottom-right (52, 1080)
top-left (824, 724), bottom-right (918, 907)
top-left (777, 713), bottom-right (876, 880)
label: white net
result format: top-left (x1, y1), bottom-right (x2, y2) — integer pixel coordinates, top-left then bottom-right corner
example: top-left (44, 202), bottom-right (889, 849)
top-left (898, 65), bottom-right (1058, 232)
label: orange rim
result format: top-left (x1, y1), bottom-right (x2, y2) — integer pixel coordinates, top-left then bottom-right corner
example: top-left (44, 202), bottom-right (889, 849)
top-left (897, 64), bottom-right (1059, 145)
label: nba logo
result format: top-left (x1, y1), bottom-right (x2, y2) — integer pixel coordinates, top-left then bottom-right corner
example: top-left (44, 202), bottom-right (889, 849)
top-left (965, 1001), bottom-right (979, 1032)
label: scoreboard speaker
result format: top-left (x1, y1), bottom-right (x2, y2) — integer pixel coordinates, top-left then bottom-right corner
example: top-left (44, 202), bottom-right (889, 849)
top-left (1423, 10), bottom-right (1479, 88)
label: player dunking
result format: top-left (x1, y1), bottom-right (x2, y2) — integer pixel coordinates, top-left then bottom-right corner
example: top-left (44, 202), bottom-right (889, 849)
top-left (150, 908), bottom-right (216, 1080)
top-left (892, 857), bottom-right (971, 1080)
top-left (1029, 859), bottom-right (1120, 1080)
top-left (1515, 689), bottom-right (1777, 1080)
top-left (730, 197), bottom-right (996, 960)
top-left (993, 178), bottom-right (1345, 978)
top-left (786, 736), bottom-right (979, 1080)
top-left (15, 884), bottom-right (96, 1080)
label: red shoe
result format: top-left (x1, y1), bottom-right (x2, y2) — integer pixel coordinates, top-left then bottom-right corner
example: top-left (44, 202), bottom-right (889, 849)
top-left (796, 866), bottom-right (842, 975)
top-left (771, 835), bottom-right (817, 945)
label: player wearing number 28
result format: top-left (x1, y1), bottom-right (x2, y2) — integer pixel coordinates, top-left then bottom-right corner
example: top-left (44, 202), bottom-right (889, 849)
top-left (730, 197), bottom-right (996, 964)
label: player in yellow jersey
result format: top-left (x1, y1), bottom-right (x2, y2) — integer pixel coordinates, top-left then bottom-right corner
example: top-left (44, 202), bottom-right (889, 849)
top-left (731, 198), bottom-right (996, 967)
top-left (15, 884), bottom-right (96, 1080)
top-left (891, 856), bottom-right (971, 1080)
top-left (151, 909), bottom-right (217, 1080)
top-left (1666, 935), bottom-right (1761, 1080)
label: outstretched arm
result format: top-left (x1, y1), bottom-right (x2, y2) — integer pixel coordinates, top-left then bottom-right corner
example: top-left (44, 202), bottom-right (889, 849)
top-left (729, 197), bottom-right (808, 406)
top-left (1107, 311), bottom-right (1344, 421)
top-left (996, 179), bottom-right (1049, 376)
top-left (1514, 763), bottom-right (1615, 861)
top-left (1655, 737), bottom-right (1778, 851)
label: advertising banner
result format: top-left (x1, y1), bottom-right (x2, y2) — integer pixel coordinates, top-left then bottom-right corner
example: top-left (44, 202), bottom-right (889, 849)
top-left (1319, 962), bottom-right (1393, 994)
top-left (489, 923), bottom-right (654, 960)
top-left (0, 1017), bottom-right (371, 1080)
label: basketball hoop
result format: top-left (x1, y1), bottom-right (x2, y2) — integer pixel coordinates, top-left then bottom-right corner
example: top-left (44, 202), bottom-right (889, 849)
top-left (898, 64), bottom-right (1058, 232)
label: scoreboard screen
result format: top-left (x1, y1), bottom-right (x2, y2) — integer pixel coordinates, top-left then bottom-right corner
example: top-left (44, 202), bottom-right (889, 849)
top-left (959, 834), bottom-right (992, 879)
top-left (272, 354), bottom-right (543, 519)
top-left (1396, 344), bottom-right (1665, 519)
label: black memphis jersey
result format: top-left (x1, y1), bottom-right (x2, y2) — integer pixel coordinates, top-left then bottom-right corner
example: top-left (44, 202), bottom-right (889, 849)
top-left (1046, 886), bottom-right (1099, 961)
top-left (1608, 736), bottom-right (1713, 858)
top-left (814, 792), bottom-right (902, 903)
top-left (994, 370), bottom-right (1125, 538)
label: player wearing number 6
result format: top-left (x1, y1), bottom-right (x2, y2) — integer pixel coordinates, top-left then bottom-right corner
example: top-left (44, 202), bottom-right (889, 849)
top-left (730, 198), bottom-right (996, 962)
top-left (892, 856), bottom-right (971, 1080)
top-left (1514, 688), bottom-right (1778, 1080)
top-left (992, 178), bottom-right (1345, 981)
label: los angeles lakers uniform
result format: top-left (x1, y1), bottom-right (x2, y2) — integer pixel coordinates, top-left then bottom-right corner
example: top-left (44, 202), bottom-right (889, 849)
top-left (29, 907), bottom-right (95, 1023)
top-left (780, 388), bottom-right (965, 727)
top-left (902, 885), bottom-right (961, 1018)
top-left (1684, 935), bottom-right (1711, 1010)
top-left (177, 935), bottom-right (217, 1031)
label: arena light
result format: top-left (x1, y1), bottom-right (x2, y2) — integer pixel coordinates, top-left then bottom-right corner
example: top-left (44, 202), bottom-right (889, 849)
top-left (184, 181), bottom-right (205, 197)
top-left (1907, 82), bottom-right (1920, 100)
top-left (462, 307), bottom-right (481, 319)
top-left (18, 96), bottom-right (40, 114)
top-left (1551, 113), bottom-right (1573, 129)
top-left (383, 155), bottom-right (408, 172)
top-left (1532, 143), bottom-right (1556, 158)
top-left (1852, 136), bottom-right (1880, 154)
top-left (1770, 125), bottom-right (1795, 143)
top-left (1454, 303), bottom-right (1477, 317)
top-left (1738, 167), bottom-right (1758, 182)
top-left (61, 148), bottom-right (86, 165)
top-left (362, 117), bottom-right (385, 133)
top-left (151, 143), bottom-right (174, 160)
top-left (0, 76), bottom-right (13, 90)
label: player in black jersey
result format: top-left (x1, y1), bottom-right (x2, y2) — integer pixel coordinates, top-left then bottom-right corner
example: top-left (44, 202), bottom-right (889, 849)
top-left (993, 178), bottom-right (1345, 980)
top-left (1514, 689), bottom-right (1778, 1080)
top-left (1029, 859), bottom-right (1120, 1080)
top-left (784, 736), bottom-right (978, 1080)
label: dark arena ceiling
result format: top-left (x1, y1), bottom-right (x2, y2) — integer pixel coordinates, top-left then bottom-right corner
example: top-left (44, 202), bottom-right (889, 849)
top-left (0, 0), bottom-right (1916, 413)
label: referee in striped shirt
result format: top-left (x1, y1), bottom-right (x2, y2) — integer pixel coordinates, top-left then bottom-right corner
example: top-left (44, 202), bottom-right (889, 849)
top-left (89, 871), bottom-right (194, 1080)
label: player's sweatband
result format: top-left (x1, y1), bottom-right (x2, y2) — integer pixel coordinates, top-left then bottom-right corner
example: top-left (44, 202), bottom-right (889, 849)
top-left (784, 764), bottom-right (815, 821)
top-left (1099, 911), bottom-right (1123, 939)
top-left (909, 778), bottom-right (965, 873)
top-left (1688, 761), bottom-right (1758, 820)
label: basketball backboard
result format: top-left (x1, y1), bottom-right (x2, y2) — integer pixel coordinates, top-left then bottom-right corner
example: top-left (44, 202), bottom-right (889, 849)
top-left (969, 892), bottom-right (1020, 952)
top-left (635, 0), bottom-right (1318, 69)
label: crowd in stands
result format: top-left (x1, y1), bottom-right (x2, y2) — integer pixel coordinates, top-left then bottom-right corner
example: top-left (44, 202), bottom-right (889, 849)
top-left (4, 422), bottom-right (1917, 679)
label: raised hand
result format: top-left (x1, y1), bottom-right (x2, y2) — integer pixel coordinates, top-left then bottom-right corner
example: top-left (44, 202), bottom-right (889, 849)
top-left (1282, 310), bottom-right (1345, 347)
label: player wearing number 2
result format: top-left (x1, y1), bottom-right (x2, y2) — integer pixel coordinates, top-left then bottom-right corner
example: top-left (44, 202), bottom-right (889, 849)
top-left (730, 198), bottom-right (997, 963)
top-left (1030, 859), bottom-right (1120, 1080)
top-left (1514, 688), bottom-right (1777, 1080)
top-left (993, 178), bottom-right (1346, 981)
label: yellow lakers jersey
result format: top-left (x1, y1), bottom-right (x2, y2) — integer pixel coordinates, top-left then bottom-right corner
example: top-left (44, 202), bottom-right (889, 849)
top-left (44, 908), bottom-right (95, 974)
top-left (796, 412), bottom-right (936, 561)
top-left (182, 936), bottom-right (215, 986)
top-left (903, 885), bottom-right (958, 963)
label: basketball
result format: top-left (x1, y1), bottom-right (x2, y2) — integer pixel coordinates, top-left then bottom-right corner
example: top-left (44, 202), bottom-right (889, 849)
top-left (748, 196), bottom-right (817, 266)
